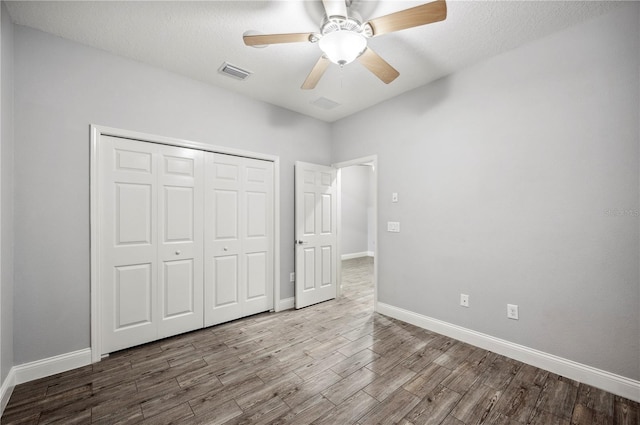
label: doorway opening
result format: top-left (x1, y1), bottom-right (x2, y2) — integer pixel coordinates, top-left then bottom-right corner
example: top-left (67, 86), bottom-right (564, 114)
top-left (335, 155), bottom-right (378, 310)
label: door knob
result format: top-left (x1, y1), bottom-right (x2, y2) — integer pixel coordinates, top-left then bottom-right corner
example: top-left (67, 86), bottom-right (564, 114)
top-left (175, 250), bottom-right (181, 255)
top-left (223, 247), bottom-right (228, 251)
top-left (296, 240), bottom-right (308, 245)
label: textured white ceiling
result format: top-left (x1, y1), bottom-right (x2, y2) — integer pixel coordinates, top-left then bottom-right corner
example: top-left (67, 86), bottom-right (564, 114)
top-left (5, 0), bottom-right (624, 122)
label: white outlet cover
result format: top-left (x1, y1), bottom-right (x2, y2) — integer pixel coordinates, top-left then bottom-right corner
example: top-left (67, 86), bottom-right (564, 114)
top-left (507, 304), bottom-right (519, 319)
top-left (460, 294), bottom-right (469, 307)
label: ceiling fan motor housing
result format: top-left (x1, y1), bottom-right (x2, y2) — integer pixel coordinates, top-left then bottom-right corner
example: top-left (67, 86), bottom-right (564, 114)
top-left (318, 15), bottom-right (371, 65)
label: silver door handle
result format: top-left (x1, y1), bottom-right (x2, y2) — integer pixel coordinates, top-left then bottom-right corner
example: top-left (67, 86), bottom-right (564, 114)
top-left (296, 240), bottom-right (308, 245)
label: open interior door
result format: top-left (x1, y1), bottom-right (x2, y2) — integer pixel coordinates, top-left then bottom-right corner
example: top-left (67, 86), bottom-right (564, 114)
top-left (295, 162), bottom-right (337, 309)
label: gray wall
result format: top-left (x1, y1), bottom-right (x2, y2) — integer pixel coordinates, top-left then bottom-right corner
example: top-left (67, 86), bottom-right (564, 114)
top-left (332, 4), bottom-right (640, 380)
top-left (1, 1), bottom-right (13, 383)
top-left (13, 26), bottom-right (331, 364)
top-left (341, 165), bottom-right (374, 256)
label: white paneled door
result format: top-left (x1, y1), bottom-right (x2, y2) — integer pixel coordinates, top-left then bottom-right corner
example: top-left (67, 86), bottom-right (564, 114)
top-left (204, 153), bottom-right (274, 326)
top-left (100, 136), bottom-right (204, 354)
top-left (295, 162), bottom-right (337, 309)
top-left (98, 135), bottom-right (275, 355)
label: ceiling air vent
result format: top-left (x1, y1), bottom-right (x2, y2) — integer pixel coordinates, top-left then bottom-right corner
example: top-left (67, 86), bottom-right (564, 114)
top-left (311, 97), bottom-right (340, 110)
top-left (218, 62), bottom-right (251, 80)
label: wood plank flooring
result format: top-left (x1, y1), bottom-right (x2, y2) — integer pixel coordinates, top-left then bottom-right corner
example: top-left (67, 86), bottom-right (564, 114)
top-left (2, 257), bottom-right (638, 424)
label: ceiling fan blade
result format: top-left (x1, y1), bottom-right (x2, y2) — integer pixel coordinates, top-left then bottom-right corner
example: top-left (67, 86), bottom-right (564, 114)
top-left (366, 0), bottom-right (447, 36)
top-left (243, 33), bottom-right (313, 46)
top-left (357, 48), bottom-right (399, 84)
top-left (301, 56), bottom-right (330, 90)
top-left (322, 0), bottom-right (348, 17)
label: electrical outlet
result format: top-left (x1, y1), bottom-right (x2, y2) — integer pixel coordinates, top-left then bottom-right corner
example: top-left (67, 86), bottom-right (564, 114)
top-left (507, 304), bottom-right (519, 320)
top-left (460, 294), bottom-right (469, 307)
top-left (392, 192), bottom-right (399, 203)
top-left (290, 272), bottom-right (295, 282)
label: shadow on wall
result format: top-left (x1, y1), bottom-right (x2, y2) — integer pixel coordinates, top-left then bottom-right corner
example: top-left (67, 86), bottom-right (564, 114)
top-left (399, 73), bottom-right (450, 117)
top-left (267, 104), bottom-right (308, 128)
top-left (377, 31), bottom-right (451, 116)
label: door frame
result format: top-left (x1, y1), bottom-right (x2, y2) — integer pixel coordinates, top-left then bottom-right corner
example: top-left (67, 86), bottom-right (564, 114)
top-left (332, 155), bottom-right (378, 310)
top-left (90, 124), bottom-right (281, 362)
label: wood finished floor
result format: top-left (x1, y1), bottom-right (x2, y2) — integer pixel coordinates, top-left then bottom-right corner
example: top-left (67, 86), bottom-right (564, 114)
top-left (3, 257), bottom-right (639, 425)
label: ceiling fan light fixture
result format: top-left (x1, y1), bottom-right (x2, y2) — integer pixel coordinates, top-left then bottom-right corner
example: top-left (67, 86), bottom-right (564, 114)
top-left (243, 0), bottom-right (447, 89)
top-left (319, 30), bottom-right (366, 66)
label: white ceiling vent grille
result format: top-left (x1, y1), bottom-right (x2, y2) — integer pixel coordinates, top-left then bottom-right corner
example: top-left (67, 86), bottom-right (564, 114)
top-left (218, 62), bottom-right (251, 80)
top-left (311, 97), bottom-right (341, 110)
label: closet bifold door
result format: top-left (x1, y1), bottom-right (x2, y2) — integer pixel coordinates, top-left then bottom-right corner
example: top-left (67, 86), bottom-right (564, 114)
top-left (100, 136), bottom-right (204, 354)
top-left (204, 153), bottom-right (274, 327)
top-left (156, 144), bottom-right (204, 338)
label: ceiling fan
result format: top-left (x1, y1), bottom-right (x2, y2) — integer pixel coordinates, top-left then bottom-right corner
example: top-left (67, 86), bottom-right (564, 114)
top-left (243, 0), bottom-right (447, 90)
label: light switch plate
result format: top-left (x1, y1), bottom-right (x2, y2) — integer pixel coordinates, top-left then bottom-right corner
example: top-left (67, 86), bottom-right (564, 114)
top-left (387, 222), bottom-right (400, 232)
top-left (392, 193), bottom-right (398, 203)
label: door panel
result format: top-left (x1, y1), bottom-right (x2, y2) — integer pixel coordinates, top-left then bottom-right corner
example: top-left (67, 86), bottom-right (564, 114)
top-left (205, 153), bottom-right (274, 326)
top-left (303, 248), bottom-right (315, 290)
top-left (116, 183), bottom-right (152, 245)
top-left (101, 136), bottom-right (204, 353)
top-left (215, 190), bottom-right (239, 239)
top-left (101, 137), bottom-right (159, 353)
top-left (215, 162), bottom-right (240, 181)
top-left (321, 246), bottom-right (332, 286)
top-left (205, 154), bottom-right (243, 325)
top-left (246, 165), bottom-right (267, 183)
top-left (321, 194), bottom-right (332, 234)
top-left (164, 155), bottom-right (195, 176)
top-left (303, 170), bottom-right (315, 184)
top-left (115, 263), bottom-right (152, 329)
top-left (295, 162), bottom-right (337, 309)
top-left (241, 157), bottom-right (274, 316)
top-left (246, 192), bottom-right (266, 237)
top-left (304, 193), bottom-right (316, 235)
top-left (157, 145), bottom-right (204, 338)
top-left (246, 252), bottom-right (267, 299)
top-left (214, 255), bottom-right (239, 306)
top-left (163, 259), bottom-right (195, 317)
top-left (115, 149), bottom-right (152, 173)
top-left (163, 187), bottom-right (194, 242)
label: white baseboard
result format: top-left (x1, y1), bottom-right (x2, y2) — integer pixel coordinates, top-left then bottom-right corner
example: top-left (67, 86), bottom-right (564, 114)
top-left (341, 251), bottom-right (374, 260)
top-left (279, 297), bottom-right (295, 311)
top-left (0, 348), bottom-right (91, 416)
top-left (13, 348), bottom-right (92, 386)
top-left (0, 367), bottom-right (16, 415)
top-left (376, 302), bottom-right (640, 402)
